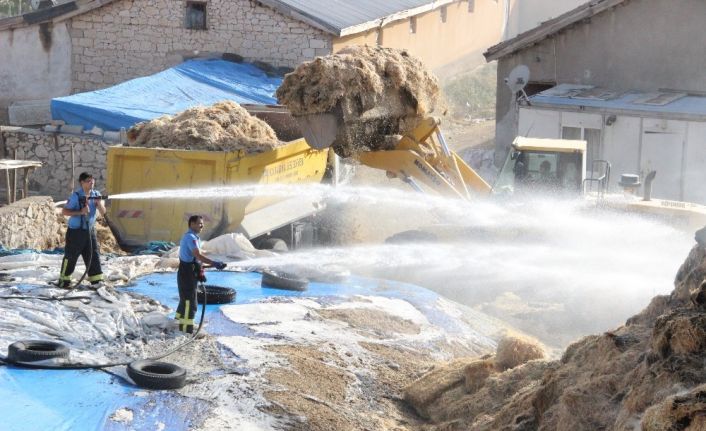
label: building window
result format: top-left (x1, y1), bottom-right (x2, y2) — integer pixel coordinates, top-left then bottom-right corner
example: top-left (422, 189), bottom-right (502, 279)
top-left (468, 0), bottom-right (474, 12)
top-left (185, 1), bottom-right (207, 30)
top-left (409, 16), bottom-right (417, 34)
top-left (440, 6), bottom-right (447, 23)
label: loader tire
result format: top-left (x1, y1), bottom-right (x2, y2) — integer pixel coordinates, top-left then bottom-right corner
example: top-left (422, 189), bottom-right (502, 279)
top-left (7, 340), bottom-right (70, 363)
top-left (261, 270), bottom-right (309, 292)
top-left (127, 359), bottom-right (186, 390)
top-left (258, 238), bottom-right (289, 252)
top-left (384, 230), bottom-right (437, 244)
top-left (197, 285), bottom-right (236, 305)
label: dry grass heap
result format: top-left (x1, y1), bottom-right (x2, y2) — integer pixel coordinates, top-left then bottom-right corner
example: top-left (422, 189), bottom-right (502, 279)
top-left (277, 45), bottom-right (444, 157)
top-left (127, 100), bottom-right (283, 153)
top-left (403, 243), bottom-right (706, 431)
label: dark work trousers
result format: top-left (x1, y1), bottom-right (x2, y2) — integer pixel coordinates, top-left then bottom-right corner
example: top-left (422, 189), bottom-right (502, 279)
top-left (59, 228), bottom-right (103, 287)
top-left (176, 261), bottom-right (198, 333)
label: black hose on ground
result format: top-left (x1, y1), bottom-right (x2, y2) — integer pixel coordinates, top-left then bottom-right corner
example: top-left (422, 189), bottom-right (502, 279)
top-left (0, 283), bottom-right (208, 370)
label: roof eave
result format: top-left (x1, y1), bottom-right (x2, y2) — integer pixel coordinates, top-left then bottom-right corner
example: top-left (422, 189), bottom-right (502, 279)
top-left (484, 0), bottom-right (627, 62)
top-left (338, 0), bottom-right (457, 37)
top-left (0, 0), bottom-right (118, 31)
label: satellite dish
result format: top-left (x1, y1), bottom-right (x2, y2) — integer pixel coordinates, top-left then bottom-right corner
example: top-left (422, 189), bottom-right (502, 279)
top-left (505, 65), bottom-right (530, 93)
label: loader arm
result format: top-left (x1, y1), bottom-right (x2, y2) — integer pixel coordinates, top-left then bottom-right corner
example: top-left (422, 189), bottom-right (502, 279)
top-left (356, 117), bottom-right (492, 199)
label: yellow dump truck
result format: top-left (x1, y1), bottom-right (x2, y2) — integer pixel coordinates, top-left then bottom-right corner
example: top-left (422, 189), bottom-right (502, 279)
top-left (106, 106), bottom-right (332, 248)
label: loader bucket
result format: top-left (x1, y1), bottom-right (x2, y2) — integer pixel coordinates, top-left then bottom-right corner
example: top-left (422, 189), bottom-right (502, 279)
top-left (295, 113), bottom-right (340, 150)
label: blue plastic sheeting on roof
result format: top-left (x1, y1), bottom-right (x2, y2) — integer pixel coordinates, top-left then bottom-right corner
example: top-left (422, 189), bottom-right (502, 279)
top-left (50, 59), bottom-right (283, 132)
top-left (529, 86), bottom-right (706, 119)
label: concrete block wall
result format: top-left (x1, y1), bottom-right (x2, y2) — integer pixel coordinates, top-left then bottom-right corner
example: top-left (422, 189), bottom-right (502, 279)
top-left (0, 196), bottom-right (64, 250)
top-left (0, 127), bottom-right (109, 201)
top-left (69, 0), bottom-right (333, 92)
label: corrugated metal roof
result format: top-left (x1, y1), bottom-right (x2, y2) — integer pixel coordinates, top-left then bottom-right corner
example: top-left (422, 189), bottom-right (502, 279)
top-left (257, 0), bottom-right (455, 36)
top-left (527, 84), bottom-right (706, 120)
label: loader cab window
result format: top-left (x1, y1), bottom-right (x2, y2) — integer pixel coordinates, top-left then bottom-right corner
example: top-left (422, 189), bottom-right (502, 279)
top-left (494, 150), bottom-right (582, 194)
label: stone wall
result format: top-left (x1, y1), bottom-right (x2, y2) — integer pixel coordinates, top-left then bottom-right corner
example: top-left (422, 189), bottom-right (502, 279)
top-left (0, 196), bottom-right (64, 250)
top-left (0, 127), bottom-right (109, 201)
top-left (69, 0), bottom-right (332, 92)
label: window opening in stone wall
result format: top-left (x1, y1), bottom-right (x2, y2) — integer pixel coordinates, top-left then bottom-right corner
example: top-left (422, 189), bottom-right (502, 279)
top-left (468, 0), bottom-right (475, 12)
top-left (440, 6), bottom-right (447, 23)
top-left (185, 1), bottom-right (207, 30)
top-left (409, 16), bottom-right (417, 33)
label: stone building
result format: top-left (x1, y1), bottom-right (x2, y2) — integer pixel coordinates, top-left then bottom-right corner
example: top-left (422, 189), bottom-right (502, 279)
top-left (0, 0), bottom-right (510, 126)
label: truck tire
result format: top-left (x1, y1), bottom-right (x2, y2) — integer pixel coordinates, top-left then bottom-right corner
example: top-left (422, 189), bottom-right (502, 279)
top-left (384, 230), bottom-right (438, 244)
top-left (7, 340), bottom-right (70, 363)
top-left (197, 285), bottom-right (236, 305)
top-left (258, 238), bottom-right (288, 252)
top-left (261, 270), bottom-right (309, 291)
top-left (127, 359), bottom-right (186, 390)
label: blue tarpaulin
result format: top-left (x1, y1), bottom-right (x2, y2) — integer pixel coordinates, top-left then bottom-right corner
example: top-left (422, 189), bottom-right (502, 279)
top-left (0, 271), bottom-right (490, 430)
top-left (50, 59), bottom-right (283, 132)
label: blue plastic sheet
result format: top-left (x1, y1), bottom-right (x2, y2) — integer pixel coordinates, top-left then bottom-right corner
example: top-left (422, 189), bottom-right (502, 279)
top-left (1, 271), bottom-right (481, 430)
top-left (50, 59), bottom-right (283, 132)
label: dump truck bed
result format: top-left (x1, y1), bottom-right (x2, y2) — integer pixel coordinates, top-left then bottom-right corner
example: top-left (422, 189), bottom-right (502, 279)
top-left (106, 138), bottom-right (329, 246)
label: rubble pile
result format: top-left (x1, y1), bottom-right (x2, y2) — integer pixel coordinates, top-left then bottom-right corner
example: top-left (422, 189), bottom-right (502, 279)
top-left (403, 243), bottom-right (706, 430)
top-left (276, 45), bottom-right (444, 157)
top-left (127, 101), bottom-right (284, 152)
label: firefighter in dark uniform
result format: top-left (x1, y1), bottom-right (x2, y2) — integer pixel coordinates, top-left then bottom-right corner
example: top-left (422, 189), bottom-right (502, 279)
top-left (58, 172), bottom-right (106, 289)
top-left (177, 215), bottom-right (226, 333)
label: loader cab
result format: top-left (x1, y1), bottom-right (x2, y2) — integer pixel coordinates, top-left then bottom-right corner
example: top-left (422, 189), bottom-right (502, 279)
top-left (493, 137), bottom-right (586, 195)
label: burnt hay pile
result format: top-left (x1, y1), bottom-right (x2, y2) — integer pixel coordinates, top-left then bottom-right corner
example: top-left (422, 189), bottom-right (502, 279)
top-left (403, 244), bottom-right (706, 430)
top-left (127, 101), bottom-right (284, 153)
top-left (276, 45), bottom-right (444, 157)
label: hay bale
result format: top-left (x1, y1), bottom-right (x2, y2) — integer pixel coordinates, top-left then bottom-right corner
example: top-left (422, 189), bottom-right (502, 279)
top-left (276, 45), bottom-right (444, 157)
top-left (403, 359), bottom-right (470, 418)
top-left (127, 100), bottom-right (283, 152)
top-left (495, 335), bottom-right (545, 371)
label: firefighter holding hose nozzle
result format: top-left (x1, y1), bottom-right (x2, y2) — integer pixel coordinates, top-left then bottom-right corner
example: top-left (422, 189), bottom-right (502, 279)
top-left (58, 172), bottom-right (107, 289)
top-left (177, 215), bottom-right (226, 334)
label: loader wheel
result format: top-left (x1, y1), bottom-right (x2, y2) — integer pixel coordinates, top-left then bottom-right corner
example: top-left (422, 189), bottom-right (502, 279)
top-left (127, 359), bottom-right (186, 390)
top-left (384, 230), bottom-right (438, 244)
top-left (197, 285), bottom-right (236, 305)
top-left (258, 238), bottom-right (288, 252)
top-left (7, 340), bottom-right (70, 363)
top-left (261, 269), bottom-right (309, 292)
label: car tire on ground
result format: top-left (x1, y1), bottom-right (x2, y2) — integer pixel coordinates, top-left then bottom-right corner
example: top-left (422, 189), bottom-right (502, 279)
top-left (7, 340), bottom-right (70, 363)
top-left (127, 359), bottom-right (187, 390)
top-left (197, 285), bottom-right (236, 304)
top-left (261, 269), bottom-right (309, 291)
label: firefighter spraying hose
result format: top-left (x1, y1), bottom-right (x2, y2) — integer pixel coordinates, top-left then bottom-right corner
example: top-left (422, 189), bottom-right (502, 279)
top-left (57, 172), bottom-right (108, 290)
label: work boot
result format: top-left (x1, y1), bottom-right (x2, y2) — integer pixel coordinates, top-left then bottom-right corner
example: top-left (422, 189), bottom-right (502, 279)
top-left (58, 280), bottom-right (73, 289)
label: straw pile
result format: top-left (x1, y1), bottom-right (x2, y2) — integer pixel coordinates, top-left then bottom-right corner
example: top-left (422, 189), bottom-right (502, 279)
top-left (127, 101), bottom-right (283, 153)
top-left (494, 334), bottom-right (545, 371)
top-left (402, 244), bottom-right (706, 430)
top-left (276, 45), bottom-right (444, 157)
